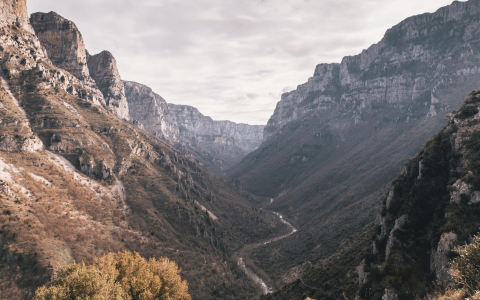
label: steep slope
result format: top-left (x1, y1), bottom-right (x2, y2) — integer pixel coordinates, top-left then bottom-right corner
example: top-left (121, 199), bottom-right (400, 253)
top-left (0, 3), bottom-right (288, 299)
top-left (227, 0), bottom-right (480, 297)
top-left (29, 12), bottom-right (129, 120)
top-left (87, 50), bottom-right (130, 120)
top-left (359, 90), bottom-right (480, 299)
top-left (124, 81), bottom-right (264, 176)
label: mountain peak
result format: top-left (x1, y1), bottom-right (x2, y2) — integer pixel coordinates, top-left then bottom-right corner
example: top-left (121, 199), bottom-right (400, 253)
top-left (30, 12), bottom-right (91, 82)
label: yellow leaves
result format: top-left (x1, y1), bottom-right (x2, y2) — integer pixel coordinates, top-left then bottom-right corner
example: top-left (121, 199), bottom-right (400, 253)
top-left (32, 262), bottom-right (125, 300)
top-left (33, 251), bottom-right (191, 300)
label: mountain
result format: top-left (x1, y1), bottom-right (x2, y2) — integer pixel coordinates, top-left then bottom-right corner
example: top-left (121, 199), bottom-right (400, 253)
top-left (225, 0), bottom-right (480, 298)
top-left (124, 81), bottom-right (264, 176)
top-left (359, 90), bottom-right (480, 299)
top-left (29, 11), bottom-right (263, 176)
top-left (0, 3), bottom-right (288, 299)
top-left (29, 12), bottom-right (130, 120)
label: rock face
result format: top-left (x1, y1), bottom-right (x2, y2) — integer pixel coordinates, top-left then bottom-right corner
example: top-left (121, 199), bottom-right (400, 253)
top-left (264, 0), bottom-right (480, 141)
top-left (124, 81), bottom-right (176, 139)
top-left (361, 90), bottom-right (480, 299)
top-left (87, 51), bottom-right (129, 119)
top-left (168, 104), bottom-right (264, 154)
top-left (30, 12), bottom-right (132, 119)
top-left (124, 81), bottom-right (264, 175)
top-left (30, 12), bottom-right (92, 82)
top-left (0, 0), bottom-right (33, 33)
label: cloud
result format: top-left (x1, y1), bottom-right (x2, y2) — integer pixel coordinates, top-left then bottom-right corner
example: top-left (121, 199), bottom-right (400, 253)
top-left (27, 0), bottom-right (454, 125)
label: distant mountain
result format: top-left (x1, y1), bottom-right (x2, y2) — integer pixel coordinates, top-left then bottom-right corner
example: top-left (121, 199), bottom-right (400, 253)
top-left (0, 3), bottom-right (286, 299)
top-left (124, 81), bottom-right (264, 176)
top-left (226, 0), bottom-right (480, 298)
top-left (29, 12), bottom-right (263, 177)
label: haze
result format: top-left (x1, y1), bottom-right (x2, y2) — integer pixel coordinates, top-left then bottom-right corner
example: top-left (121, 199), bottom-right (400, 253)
top-left (27, 0), bottom-right (455, 124)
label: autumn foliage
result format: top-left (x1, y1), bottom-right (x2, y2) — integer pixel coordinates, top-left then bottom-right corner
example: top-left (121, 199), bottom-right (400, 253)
top-left (33, 251), bottom-right (191, 300)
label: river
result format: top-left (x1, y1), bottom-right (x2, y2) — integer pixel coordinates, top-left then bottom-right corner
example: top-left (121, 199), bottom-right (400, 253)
top-left (236, 210), bottom-right (297, 295)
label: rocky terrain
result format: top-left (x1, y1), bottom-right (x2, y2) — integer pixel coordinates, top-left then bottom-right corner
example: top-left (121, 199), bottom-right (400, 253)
top-left (226, 0), bottom-right (480, 298)
top-left (360, 90), bottom-right (480, 299)
top-left (87, 50), bottom-right (130, 120)
top-left (29, 12), bottom-right (129, 119)
top-left (124, 81), bottom-right (264, 176)
top-left (5, 0), bottom-right (480, 299)
top-left (0, 2), bottom-right (288, 299)
top-left (28, 11), bottom-right (263, 176)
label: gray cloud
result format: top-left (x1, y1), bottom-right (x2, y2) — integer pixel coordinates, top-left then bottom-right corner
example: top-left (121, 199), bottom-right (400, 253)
top-left (27, 0), bottom-right (453, 124)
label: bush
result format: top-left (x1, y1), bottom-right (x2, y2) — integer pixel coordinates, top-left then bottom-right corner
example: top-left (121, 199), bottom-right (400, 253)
top-left (33, 251), bottom-right (191, 300)
top-left (32, 262), bottom-right (125, 300)
top-left (451, 235), bottom-right (480, 296)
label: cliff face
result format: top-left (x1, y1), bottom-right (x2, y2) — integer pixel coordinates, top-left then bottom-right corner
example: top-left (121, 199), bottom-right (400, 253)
top-left (30, 12), bottom-right (129, 119)
top-left (87, 51), bottom-right (129, 120)
top-left (0, 0), bottom-right (32, 33)
top-left (124, 81), bottom-right (264, 175)
top-left (123, 81), bottom-right (176, 139)
top-left (264, 0), bottom-right (480, 141)
top-left (168, 104), bottom-right (264, 154)
top-left (30, 12), bottom-right (92, 82)
top-left (360, 90), bottom-right (480, 299)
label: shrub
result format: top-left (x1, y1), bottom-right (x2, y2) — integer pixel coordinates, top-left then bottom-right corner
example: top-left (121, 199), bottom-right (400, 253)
top-left (451, 235), bottom-right (480, 296)
top-left (33, 251), bottom-right (191, 300)
top-left (32, 262), bottom-right (125, 300)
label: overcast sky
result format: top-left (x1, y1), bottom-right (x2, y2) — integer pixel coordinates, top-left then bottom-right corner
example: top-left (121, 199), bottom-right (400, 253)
top-left (27, 0), bottom-right (455, 125)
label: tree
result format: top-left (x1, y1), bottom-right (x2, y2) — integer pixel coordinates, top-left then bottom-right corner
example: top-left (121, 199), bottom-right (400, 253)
top-left (94, 251), bottom-right (190, 300)
top-left (32, 262), bottom-right (125, 300)
top-left (33, 251), bottom-right (191, 300)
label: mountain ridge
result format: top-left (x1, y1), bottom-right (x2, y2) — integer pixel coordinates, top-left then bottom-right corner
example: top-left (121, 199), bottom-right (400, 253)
top-left (0, 2), bottom-right (285, 299)
top-left (227, 0), bottom-right (480, 298)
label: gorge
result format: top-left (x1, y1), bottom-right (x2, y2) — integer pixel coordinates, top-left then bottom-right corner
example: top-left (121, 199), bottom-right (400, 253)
top-left (3, 0), bottom-right (480, 299)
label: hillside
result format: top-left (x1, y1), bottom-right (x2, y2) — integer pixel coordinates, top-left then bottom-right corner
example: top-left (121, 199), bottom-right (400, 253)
top-left (358, 89), bottom-right (480, 299)
top-left (124, 80), bottom-right (264, 176)
top-left (0, 3), bottom-right (288, 299)
top-left (227, 0), bottom-right (480, 298)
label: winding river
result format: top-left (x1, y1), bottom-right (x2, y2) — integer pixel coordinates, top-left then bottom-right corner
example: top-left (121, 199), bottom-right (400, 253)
top-left (235, 208), bottom-right (297, 295)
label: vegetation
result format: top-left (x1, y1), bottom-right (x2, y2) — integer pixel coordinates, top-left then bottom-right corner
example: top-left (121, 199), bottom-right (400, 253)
top-left (427, 234), bottom-right (480, 300)
top-left (33, 251), bottom-right (191, 300)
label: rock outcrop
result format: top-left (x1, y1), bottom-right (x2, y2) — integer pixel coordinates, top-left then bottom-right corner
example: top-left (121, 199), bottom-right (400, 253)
top-left (264, 0), bottom-right (480, 141)
top-left (87, 51), bottom-right (129, 119)
top-left (124, 81), bottom-right (264, 175)
top-left (30, 12), bottom-right (92, 82)
top-left (30, 12), bottom-right (132, 119)
top-left (0, 0), bottom-right (33, 33)
top-left (168, 104), bottom-right (264, 154)
top-left (123, 81), bottom-right (176, 139)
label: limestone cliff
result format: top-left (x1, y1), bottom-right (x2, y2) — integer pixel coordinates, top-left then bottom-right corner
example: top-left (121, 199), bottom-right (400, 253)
top-left (30, 12), bottom-right (92, 82)
top-left (124, 81), bottom-right (264, 175)
top-left (123, 81), bottom-right (177, 139)
top-left (0, 0), bottom-right (33, 33)
top-left (87, 51), bottom-right (129, 120)
top-left (264, 0), bottom-right (480, 141)
top-left (168, 104), bottom-right (264, 154)
top-left (30, 12), bottom-right (133, 119)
